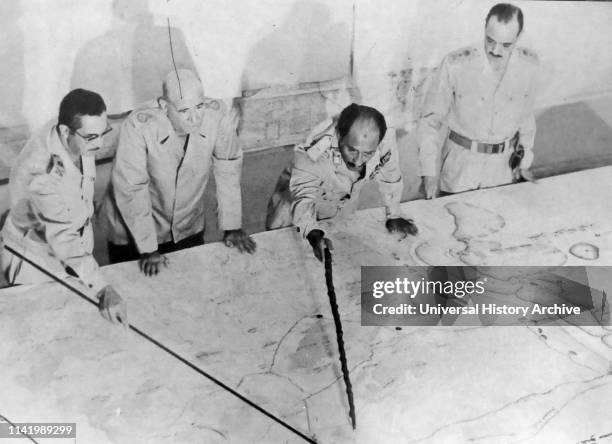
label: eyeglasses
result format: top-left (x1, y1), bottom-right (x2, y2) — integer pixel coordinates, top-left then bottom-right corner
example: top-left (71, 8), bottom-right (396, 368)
top-left (70, 125), bottom-right (113, 143)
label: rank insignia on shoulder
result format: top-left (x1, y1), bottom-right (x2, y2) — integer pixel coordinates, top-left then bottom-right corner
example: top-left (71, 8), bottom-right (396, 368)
top-left (449, 46), bottom-right (477, 63)
top-left (379, 150), bottom-right (391, 166)
top-left (332, 148), bottom-right (342, 166)
top-left (368, 151), bottom-right (391, 180)
top-left (305, 135), bottom-right (332, 161)
top-left (46, 154), bottom-right (65, 177)
top-left (136, 112), bottom-right (154, 123)
top-left (205, 100), bottom-right (221, 111)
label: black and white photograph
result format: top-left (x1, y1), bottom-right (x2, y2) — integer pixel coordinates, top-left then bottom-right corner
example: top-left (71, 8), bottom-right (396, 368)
top-left (0, 0), bottom-right (611, 443)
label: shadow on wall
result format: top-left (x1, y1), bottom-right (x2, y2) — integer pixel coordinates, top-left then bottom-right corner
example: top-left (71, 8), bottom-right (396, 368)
top-left (531, 101), bottom-right (612, 177)
top-left (0, 0), bottom-right (25, 128)
top-left (0, 0), bottom-right (29, 177)
top-left (70, 0), bottom-right (196, 114)
top-left (241, 0), bottom-right (351, 91)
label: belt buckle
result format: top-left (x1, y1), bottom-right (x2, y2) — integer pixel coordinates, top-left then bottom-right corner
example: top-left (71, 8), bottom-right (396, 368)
top-left (476, 142), bottom-right (489, 154)
top-left (470, 140), bottom-right (479, 153)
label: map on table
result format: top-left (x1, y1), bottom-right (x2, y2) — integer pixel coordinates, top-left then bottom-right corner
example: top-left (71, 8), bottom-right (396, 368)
top-left (1, 167), bottom-right (612, 443)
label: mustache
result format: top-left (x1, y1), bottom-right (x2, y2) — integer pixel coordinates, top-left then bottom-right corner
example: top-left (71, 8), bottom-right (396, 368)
top-left (488, 52), bottom-right (503, 58)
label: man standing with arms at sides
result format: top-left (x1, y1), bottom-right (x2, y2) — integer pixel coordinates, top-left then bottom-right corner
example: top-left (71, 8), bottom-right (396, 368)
top-left (267, 103), bottom-right (418, 261)
top-left (102, 69), bottom-right (255, 276)
top-left (418, 3), bottom-right (540, 198)
top-left (1, 89), bottom-right (128, 325)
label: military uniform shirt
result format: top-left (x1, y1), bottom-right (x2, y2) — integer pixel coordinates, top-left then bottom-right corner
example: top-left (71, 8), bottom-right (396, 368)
top-left (1, 126), bottom-right (107, 292)
top-left (290, 119), bottom-right (403, 237)
top-left (102, 99), bottom-right (243, 254)
top-left (418, 44), bottom-right (539, 192)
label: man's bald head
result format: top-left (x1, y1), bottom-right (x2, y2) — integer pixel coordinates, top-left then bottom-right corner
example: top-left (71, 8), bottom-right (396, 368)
top-left (162, 68), bottom-right (204, 107)
top-left (336, 103), bottom-right (387, 171)
top-left (160, 69), bottom-right (206, 135)
top-left (336, 104), bottom-right (387, 144)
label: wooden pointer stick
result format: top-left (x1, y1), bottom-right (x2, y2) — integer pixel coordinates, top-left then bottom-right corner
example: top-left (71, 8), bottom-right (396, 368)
top-left (323, 246), bottom-right (356, 429)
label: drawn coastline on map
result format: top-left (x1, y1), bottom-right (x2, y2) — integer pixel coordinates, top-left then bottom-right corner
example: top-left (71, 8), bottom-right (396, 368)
top-left (412, 201), bottom-right (589, 266)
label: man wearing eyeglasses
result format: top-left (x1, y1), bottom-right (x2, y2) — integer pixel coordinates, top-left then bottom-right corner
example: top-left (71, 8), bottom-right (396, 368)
top-left (418, 3), bottom-right (540, 199)
top-left (266, 103), bottom-right (418, 261)
top-left (102, 69), bottom-right (255, 276)
top-left (1, 89), bottom-right (128, 326)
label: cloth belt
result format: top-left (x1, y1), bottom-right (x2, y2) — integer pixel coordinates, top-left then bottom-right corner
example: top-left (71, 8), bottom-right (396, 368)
top-left (449, 130), bottom-right (519, 154)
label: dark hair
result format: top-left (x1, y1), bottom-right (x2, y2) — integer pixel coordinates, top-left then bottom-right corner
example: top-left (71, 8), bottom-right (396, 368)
top-left (336, 103), bottom-right (387, 143)
top-left (486, 3), bottom-right (523, 34)
top-left (58, 89), bottom-right (106, 130)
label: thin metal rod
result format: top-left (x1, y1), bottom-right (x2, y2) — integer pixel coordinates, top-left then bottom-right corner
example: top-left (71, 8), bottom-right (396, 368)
top-left (3, 245), bottom-right (317, 444)
top-left (0, 414), bottom-right (39, 444)
top-left (167, 17), bottom-right (183, 99)
top-left (323, 247), bottom-right (356, 429)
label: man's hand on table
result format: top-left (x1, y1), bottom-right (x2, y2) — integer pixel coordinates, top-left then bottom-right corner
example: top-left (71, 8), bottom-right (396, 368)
top-left (306, 229), bottom-right (333, 262)
top-left (223, 229), bottom-right (257, 254)
top-left (423, 176), bottom-right (439, 199)
top-left (96, 285), bottom-right (129, 328)
top-left (385, 217), bottom-right (418, 238)
top-left (139, 251), bottom-right (169, 276)
top-left (514, 168), bottom-right (539, 183)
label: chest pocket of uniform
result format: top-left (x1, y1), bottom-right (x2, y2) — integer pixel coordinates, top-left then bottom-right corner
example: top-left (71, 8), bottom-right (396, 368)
top-left (147, 135), bottom-right (183, 186)
top-left (455, 73), bottom-right (486, 115)
top-left (193, 135), bottom-right (214, 174)
top-left (501, 86), bottom-right (529, 127)
top-left (58, 178), bottom-right (90, 232)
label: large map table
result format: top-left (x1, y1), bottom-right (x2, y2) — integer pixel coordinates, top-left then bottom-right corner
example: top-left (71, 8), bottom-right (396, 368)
top-left (1, 167), bottom-right (612, 443)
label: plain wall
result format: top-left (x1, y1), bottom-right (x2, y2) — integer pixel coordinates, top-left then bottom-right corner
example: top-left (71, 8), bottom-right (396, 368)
top-left (1, 0), bottom-right (353, 128)
top-left (354, 0), bottom-right (612, 125)
top-left (1, 1), bottom-right (611, 130)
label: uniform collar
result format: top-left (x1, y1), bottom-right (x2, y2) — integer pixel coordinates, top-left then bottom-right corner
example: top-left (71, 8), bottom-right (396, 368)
top-left (479, 42), bottom-right (518, 79)
top-left (313, 118), bottom-right (384, 178)
top-left (304, 118), bottom-right (340, 162)
top-left (331, 139), bottom-right (383, 181)
top-left (151, 98), bottom-right (207, 143)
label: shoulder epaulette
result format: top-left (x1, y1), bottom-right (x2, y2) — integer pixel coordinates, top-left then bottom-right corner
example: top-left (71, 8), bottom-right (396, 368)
top-left (448, 46), bottom-right (479, 64)
top-left (204, 99), bottom-right (222, 111)
top-left (134, 110), bottom-right (157, 124)
top-left (305, 119), bottom-right (335, 145)
top-left (46, 154), bottom-right (65, 177)
top-left (301, 134), bottom-right (332, 162)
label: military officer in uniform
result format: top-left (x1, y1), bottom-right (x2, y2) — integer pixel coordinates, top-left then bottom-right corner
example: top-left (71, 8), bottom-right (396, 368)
top-left (102, 69), bottom-right (255, 276)
top-left (418, 3), bottom-right (539, 198)
top-left (1, 89), bottom-right (128, 325)
top-left (267, 103), bottom-right (418, 261)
